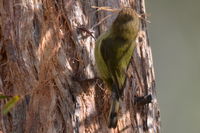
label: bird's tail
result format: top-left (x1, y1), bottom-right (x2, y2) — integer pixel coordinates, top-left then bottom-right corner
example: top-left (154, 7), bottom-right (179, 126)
top-left (108, 92), bottom-right (120, 128)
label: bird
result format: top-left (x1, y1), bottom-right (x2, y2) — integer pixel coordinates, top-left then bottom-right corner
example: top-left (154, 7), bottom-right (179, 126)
top-left (94, 8), bottom-right (140, 128)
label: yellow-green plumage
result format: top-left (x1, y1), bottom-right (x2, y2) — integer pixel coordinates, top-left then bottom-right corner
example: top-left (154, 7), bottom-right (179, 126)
top-left (94, 8), bottom-right (140, 128)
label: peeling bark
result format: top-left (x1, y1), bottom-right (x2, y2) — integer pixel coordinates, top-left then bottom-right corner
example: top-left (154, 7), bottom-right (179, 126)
top-left (0, 0), bottom-right (160, 133)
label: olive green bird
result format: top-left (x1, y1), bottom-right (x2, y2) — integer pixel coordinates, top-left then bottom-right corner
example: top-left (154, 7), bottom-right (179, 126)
top-left (94, 8), bottom-right (140, 128)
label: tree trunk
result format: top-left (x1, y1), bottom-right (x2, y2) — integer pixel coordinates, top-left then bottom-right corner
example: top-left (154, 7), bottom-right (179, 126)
top-left (0, 0), bottom-right (160, 133)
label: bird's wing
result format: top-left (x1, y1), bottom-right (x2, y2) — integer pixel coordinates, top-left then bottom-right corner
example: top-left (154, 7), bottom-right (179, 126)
top-left (100, 37), bottom-right (124, 97)
top-left (100, 38), bottom-right (134, 98)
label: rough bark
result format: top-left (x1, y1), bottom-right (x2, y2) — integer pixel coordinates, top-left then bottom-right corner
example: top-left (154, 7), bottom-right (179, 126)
top-left (0, 0), bottom-right (160, 133)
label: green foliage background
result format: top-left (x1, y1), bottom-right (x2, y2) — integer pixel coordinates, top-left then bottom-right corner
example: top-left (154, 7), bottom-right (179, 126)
top-left (146, 0), bottom-right (200, 132)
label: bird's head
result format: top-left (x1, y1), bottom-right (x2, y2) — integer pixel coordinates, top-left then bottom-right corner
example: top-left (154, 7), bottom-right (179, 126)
top-left (112, 8), bottom-right (140, 40)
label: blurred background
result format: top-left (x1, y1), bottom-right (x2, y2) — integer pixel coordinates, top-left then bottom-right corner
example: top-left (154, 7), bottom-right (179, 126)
top-left (146, 0), bottom-right (200, 133)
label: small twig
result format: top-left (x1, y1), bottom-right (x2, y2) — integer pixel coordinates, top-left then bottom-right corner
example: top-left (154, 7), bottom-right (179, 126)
top-left (77, 26), bottom-right (96, 40)
top-left (95, 80), bottom-right (104, 91)
top-left (91, 14), bottom-right (112, 29)
top-left (136, 13), bottom-right (151, 23)
top-left (91, 6), bottom-right (120, 12)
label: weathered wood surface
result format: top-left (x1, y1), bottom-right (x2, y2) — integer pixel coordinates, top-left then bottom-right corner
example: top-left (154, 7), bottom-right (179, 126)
top-left (0, 0), bottom-right (160, 133)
